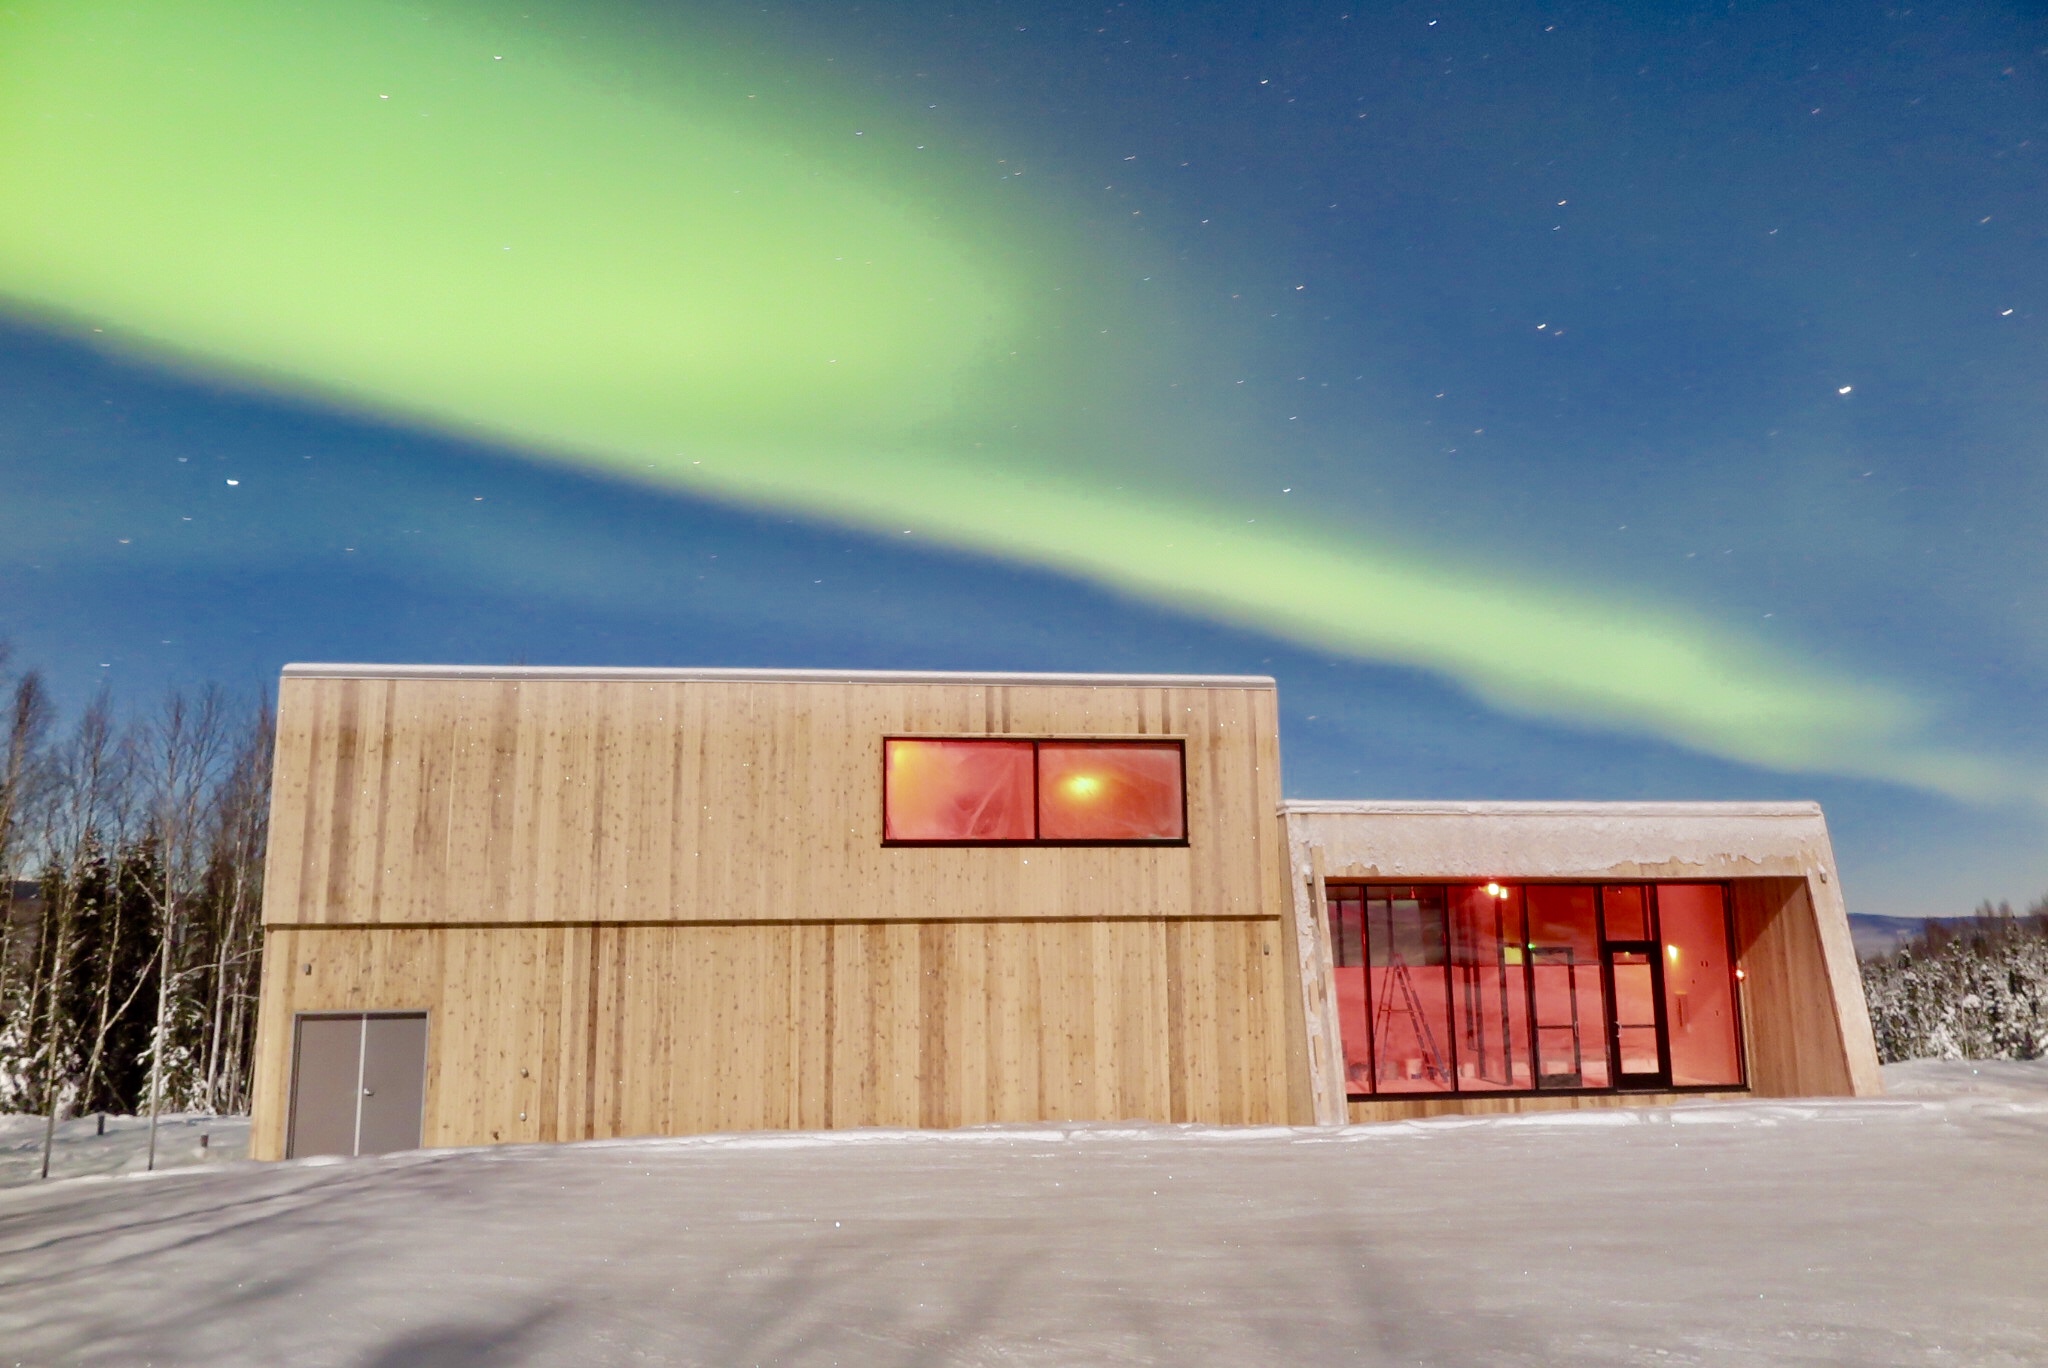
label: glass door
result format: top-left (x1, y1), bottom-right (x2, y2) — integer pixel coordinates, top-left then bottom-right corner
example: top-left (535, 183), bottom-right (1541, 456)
top-left (1600, 887), bottom-right (1670, 1090)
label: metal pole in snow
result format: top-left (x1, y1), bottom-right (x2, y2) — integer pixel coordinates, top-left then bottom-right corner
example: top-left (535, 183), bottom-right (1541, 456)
top-left (38, 1088), bottom-right (57, 1181)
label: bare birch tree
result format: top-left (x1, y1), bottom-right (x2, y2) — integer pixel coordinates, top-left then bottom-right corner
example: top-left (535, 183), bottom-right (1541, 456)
top-left (139, 686), bottom-right (233, 1170)
top-left (35, 689), bottom-right (134, 1178)
top-left (199, 702), bottom-right (271, 1114)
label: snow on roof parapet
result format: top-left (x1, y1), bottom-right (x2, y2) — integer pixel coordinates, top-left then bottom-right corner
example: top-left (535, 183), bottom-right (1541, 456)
top-left (1281, 799), bottom-right (1824, 819)
top-left (282, 663), bottom-right (1277, 689)
top-left (1283, 797), bottom-right (1842, 885)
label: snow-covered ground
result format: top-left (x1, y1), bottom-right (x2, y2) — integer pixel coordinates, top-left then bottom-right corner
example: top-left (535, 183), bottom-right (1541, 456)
top-left (0, 1112), bottom-right (248, 1187)
top-left (1, 1067), bottom-right (2043, 1367)
top-left (1879, 1057), bottom-right (2048, 1101)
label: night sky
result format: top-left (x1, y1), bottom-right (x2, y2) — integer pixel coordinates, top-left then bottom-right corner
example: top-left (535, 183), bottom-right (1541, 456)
top-left (2, 0), bottom-right (2043, 915)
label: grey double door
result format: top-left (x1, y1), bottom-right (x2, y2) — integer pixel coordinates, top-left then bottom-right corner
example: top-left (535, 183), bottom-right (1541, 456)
top-left (287, 1013), bottom-right (428, 1159)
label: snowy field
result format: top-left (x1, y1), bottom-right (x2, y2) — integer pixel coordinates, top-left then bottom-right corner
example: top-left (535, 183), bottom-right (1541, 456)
top-left (1, 1063), bottom-right (2043, 1367)
top-left (0, 1112), bottom-right (248, 1187)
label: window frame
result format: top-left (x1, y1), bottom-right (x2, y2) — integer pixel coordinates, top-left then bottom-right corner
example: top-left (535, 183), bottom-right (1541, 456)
top-left (881, 735), bottom-right (1190, 848)
top-left (1328, 880), bottom-right (1746, 1102)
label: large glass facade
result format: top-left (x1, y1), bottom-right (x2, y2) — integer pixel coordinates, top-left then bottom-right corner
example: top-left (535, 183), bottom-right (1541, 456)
top-left (1330, 881), bottom-right (1744, 1098)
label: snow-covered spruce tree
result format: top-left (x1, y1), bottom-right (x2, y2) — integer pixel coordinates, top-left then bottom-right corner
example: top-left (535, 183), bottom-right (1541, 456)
top-left (0, 653), bottom-right (54, 1106)
top-left (1861, 900), bottom-right (2048, 1062)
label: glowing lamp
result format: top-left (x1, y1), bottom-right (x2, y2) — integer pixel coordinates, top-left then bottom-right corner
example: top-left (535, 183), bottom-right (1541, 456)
top-left (1062, 774), bottom-right (1103, 800)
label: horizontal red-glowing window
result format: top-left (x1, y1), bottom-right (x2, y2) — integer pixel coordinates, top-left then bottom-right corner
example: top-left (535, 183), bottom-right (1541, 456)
top-left (884, 739), bottom-right (1034, 841)
top-left (1036, 742), bottom-right (1185, 841)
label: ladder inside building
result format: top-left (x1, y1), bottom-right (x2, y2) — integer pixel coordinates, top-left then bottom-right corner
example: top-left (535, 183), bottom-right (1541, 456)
top-left (1374, 952), bottom-right (1450, 1085)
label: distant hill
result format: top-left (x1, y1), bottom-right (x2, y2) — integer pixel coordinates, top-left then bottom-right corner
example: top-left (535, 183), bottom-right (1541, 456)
top-left (1849, 913), bottom-right (1950, 961)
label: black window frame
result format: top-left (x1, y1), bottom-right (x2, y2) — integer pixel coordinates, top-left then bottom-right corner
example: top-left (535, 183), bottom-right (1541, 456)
top-left (881, 736), bottom-right (1190, 848)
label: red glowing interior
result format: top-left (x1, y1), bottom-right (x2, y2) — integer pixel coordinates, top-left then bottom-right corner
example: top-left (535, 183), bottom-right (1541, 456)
top-left (1331, 881), bottom-right (1743, 1097)
top-left (882, 739), bottom-right (1034, 842)
top-left (883, 738), bottom-right (1184, 843)
top-left (1657, 884), bottom-right (1744, 1086)
top-left (1036, 742), bottom-right (1184, 842)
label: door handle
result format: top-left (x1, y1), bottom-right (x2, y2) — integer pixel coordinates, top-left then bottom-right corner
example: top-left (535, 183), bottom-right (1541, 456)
top-left (362, 1088), bottom-right (374, 1096)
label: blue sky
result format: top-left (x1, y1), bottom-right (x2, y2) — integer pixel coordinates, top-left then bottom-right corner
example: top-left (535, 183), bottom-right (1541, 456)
top-left (2, 0), bottom-right (2043, 915)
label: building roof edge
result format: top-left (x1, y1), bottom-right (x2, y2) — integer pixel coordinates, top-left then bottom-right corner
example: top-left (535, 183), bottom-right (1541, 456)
top-left (281, 663), bottom-right (1278, 689)
top-left (1281, 798), bottom-right (1825, 819)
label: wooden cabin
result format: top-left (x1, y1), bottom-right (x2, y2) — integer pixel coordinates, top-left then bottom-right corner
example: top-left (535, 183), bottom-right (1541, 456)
top-left (249, 665), bottom-right (1880, 1159)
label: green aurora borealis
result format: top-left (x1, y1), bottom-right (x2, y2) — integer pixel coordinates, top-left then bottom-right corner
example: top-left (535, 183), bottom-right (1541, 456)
top-left (0, 0), bottom-right (2033, 806)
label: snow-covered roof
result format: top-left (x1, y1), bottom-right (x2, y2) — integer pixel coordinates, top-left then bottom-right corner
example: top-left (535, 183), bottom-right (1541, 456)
top-left (1282, 799), bottom-right (1822, 818)
top-left (1283, 798), bottom-right (1840, 884)
top-left (281, 663), bottom-right (1277, 688)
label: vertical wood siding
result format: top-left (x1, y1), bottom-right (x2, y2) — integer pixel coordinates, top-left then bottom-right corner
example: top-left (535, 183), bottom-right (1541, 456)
top-left (263, 677), bottom-right (1283, 927)
top-left (252, 673), bottom-right (1304, 1153)
top-left (250, 917), bottom-right (1294, 1159)
top-left (1346, 1089), bottom-right (1749, 1124)
top-left (1733, 876), bottom-right (1865, 1097)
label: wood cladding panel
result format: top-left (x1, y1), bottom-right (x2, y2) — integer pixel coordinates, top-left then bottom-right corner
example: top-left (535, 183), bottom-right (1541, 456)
top-left (249, 916), bottom-right (1294, 1159)
top-left (263, 677), bottom-right (1284, 928)
top-left (249, 923), bottom-right (600, 1158)
top-left (1348, 1090), bottom-right (1747, 1124)
top-left (1733, 876), bottom-right (1859, 1097)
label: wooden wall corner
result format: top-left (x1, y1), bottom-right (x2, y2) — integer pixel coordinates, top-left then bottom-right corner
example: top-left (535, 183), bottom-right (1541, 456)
top-left (1273, 816), bottom-right (1316, 1126)
top-left (1732, 875), bottom-right (1870, 1098)
top-left (1804, 863), bottom-right (1885, 1096)
top-left (247, 926), bottom-right (295, 1161)
top-left (1290, 844), bottom-right (1347, 1125)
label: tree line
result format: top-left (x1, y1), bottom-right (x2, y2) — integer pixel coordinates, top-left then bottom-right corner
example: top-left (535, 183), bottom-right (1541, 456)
top-left (0, 643), bottom-right (270, 1125)
top-left (1861, 898), bottom-right (2048, 1064)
